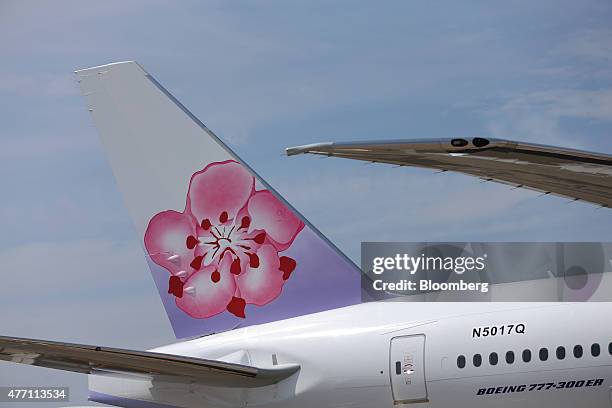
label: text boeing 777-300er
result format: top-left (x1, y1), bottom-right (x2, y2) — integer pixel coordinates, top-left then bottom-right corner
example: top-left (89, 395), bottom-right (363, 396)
top-left (1, 62), bottom-right (611, 408)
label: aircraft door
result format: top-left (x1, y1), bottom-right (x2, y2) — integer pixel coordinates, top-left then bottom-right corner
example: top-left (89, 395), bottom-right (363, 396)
top-left (389, 335), bottom-right (428, 404)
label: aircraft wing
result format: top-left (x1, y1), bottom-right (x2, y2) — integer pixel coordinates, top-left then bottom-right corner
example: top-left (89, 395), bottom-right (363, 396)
top-left (286, 138), bottom-right (612, 207)
top-left (0, 336), bottom-right (299, 388)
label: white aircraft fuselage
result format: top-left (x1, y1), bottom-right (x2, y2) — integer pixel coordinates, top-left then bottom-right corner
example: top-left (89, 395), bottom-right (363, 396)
top-left (90, 301), bottom-right (612, 408)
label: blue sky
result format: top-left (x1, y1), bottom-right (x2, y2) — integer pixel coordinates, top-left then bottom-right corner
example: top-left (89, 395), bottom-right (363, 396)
top-left (0, 1), bottom-right (611, 406)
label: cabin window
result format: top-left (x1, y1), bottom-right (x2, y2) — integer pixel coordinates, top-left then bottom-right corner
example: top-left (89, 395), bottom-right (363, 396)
top-left (522, 349), bottom-right (531, 362)
top-left (505, 351), bottom-right (515, 364)
top-left (591, 343), bottom-right (600, 357)
top-left (457, 355), bottom-right (466, 369)
top-left (539, 348), bottom-right (549, 361)
top-left (556, 346), bottom-right (566, 360)
top-left (608, 342), bottom-right (612, 355)
top-left (473, 354), bottom-right (482, 367)
top-left (489, 352), bottom-right (498, 366)
top-left (573, 345), bottom-right (583, 358)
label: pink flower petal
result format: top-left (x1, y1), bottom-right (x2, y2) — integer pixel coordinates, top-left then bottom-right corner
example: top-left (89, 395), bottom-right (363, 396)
top-left (176, 252), bottom-right (237, 318)
top-left (247, 191), bottom-right (304, 250)
top-left (235, 244), bottom-right (285, 306)
top-left (144, 210), bottom-right (196, 275)
top-left (187, 160), bottom-right (254, 226)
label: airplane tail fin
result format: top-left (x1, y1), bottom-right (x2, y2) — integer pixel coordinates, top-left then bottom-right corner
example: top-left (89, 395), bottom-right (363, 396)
top-left (75, 62), bottom-right (360, 338)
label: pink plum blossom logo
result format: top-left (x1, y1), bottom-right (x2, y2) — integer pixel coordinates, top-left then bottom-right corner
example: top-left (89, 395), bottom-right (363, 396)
top-left (144, 160), bottom-right (304, 319)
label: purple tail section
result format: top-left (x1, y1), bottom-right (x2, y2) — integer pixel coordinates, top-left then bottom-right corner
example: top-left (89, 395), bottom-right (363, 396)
top-left (76, 61), bottom-right (361, 338)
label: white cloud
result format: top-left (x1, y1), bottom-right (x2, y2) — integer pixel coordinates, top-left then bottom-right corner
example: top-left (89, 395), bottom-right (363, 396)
top-left (500, 89), bottom-right (612, 122)
top-left (0, 131), bottom-right (95, 160)
top-left (0, 72), bottom-right (79, 98)
top-left (0, 239), bottom-right (152, 303)
top-left (554, 28), bottom-right (612, 62)
top-left (480, 88), bottom-right (612, 148)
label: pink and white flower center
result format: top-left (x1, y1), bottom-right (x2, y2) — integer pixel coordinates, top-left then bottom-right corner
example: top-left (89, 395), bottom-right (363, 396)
top-left (197, 218), bottom-right (260, 267)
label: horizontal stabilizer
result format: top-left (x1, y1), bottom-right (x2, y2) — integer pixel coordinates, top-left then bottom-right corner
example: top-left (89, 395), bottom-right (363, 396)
top-left (0, 336), bottom-right (299, 388)
top-left (287, 138), bottom-right (612, 207)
